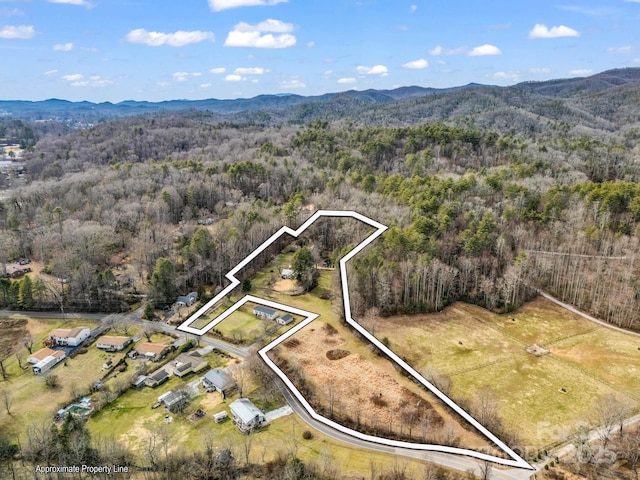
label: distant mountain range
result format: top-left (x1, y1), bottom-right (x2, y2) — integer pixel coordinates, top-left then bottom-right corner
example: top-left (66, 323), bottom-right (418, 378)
top-left (1, 67), bottom-right (640, 130)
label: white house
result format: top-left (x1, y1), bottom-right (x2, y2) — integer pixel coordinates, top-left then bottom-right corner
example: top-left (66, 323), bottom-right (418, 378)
top-left (48, 327), bottom-right (91, 347)
top-left (229, 398), bottom-right (266, 433)
top-left (252, 305), bottom-right (278, 320)
top-left (32, 350), bottom-right (66, 375)
top-left (176, 292), bottom-right (198, 307)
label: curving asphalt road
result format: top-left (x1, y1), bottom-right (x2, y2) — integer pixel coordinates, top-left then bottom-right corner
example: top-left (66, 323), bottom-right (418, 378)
top-left (276, 380), bottom-right (536, 480)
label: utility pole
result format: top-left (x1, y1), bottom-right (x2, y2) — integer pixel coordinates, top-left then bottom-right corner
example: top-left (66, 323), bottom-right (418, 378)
top-left (58, 278), bottom-right (67, 321)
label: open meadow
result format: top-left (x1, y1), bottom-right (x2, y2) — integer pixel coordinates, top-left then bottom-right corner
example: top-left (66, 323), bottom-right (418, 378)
top-left (370, 297), bottom-right (640, 448)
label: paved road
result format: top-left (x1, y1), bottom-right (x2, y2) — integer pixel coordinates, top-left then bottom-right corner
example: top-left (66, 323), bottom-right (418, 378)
top-left (538, 290), bottom-right (640, 339)
top-left (277, 381), bottom-right (536, 480)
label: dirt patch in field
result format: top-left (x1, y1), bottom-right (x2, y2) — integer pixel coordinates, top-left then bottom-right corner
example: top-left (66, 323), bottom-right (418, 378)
top-left (326, 349), bottom-right (350, 360)
top-left (271, 321), bottom-right (503, 454)
top-left (272, 279), bottom-right (304, 295)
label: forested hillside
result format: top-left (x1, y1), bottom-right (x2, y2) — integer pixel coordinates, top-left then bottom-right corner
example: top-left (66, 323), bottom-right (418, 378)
top-left (1, 68), bottom-right (640, 331)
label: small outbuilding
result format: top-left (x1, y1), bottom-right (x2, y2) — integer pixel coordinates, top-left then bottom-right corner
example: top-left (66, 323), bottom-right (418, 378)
top-left (281, 268), bottom-right (294, 279)
top-left (27, 347), bottom-right (58, 365)
top-left (32, 350), bottom-right (66, 375)
top-left (277, 313), bottom-right (294, 326)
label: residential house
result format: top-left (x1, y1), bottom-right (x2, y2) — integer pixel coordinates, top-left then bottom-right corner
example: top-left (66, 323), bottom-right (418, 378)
top-left (48, 327), bottom-right (91, 347)
top-left (145, 368), bottom-right (169, 388)
top-left (162, 390), bottom-right (190, 413)
top-left (176, 292), bottom-right (198, 307)
top-left (252, 305), bottom-right (278, 320)
top-left (277, 313), bottom-right (294, 326)
top-left (135, 342), bottom-right (170, 361)
top-left (203, 369), bottom-right (236, 397)
top-left (172, 353), bottom-right (208, 378)
top-left (229, 398), bottom-right (266, 433)
top-left (27, 347), bottom-right (57, 364)
top-left (32, 350), bottom-right (66, 375)
top-left (96, 335), bottom-right (132, 352)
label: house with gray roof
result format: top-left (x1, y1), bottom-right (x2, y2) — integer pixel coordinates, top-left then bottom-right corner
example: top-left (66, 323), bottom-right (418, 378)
top-left (252, 305), bottom-right (278, 320)
top-left (203, 369), bottom-right (236, 397)
top-left (229, 398), bottom-right (265, 433)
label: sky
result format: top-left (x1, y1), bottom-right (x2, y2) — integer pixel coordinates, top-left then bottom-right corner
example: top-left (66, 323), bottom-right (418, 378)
top-left (0, 0), bottom-right (639, 102)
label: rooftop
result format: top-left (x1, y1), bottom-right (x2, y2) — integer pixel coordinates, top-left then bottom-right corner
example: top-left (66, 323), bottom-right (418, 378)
top-left (49, 326), bottom-right (88, 338)
top-left (229, 398), bottom-right (263, 426)
top-left (137, 342), bottom-right (169, 355)
top-left (96, 335), bottom-right (131, 346)
top-left (253, 305), bottom-right (277, 315)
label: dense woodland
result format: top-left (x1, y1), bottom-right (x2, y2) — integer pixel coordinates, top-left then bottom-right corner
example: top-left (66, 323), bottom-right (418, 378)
top-left (2, 76), bottom-right (640, 330)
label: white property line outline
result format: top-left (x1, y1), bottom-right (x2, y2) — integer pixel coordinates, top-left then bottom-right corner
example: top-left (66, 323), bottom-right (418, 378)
top-left (178, 210), bottom-right (533, 470)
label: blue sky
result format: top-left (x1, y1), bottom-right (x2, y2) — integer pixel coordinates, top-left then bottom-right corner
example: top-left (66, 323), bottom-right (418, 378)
top-left (0, 0), bottom-right (639, 102)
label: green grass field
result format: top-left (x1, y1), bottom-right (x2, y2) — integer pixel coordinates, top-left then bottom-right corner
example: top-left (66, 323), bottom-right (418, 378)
top-left (373, 297), bottom-right (640, 448)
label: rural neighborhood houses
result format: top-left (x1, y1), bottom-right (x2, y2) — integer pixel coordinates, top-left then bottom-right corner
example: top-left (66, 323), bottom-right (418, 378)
top-left (229, 398), bottom-right (266, 433)
top-left (96, 335), bottom-right (132, 352)
top-left (27, 347), bottom-right (59, 364)
top-left (48, 327), bottom-right (91, 347)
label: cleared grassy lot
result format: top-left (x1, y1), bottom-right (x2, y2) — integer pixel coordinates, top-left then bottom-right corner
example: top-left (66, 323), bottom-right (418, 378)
top-left (372, 297), bottom-right (640, 448)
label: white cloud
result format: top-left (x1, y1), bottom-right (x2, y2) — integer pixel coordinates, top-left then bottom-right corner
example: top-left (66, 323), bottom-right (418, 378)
top-left (44, 69), bottom-right (58, 77)
top-left (306, 40), bottom-right (315, 47)
top-left (208, 0), bottom-right (287, 12)
top-left (209, 67), bottom-right (226, 74)
top-left (529, 24), bottom-right (579, 39)
top-left (410, 4), bottom-right (417, 12)
top-left (233, 66), bottom-right (267, 75)
top-left (234, 19), bottom-right (294, 33)
top-left (529, 67), bottom-right (551, 74)
top-left (0, 24), bottom-right (34, 39)
top-left (53, 42), bottom-right (73, 51)
top-left (125, 28), bottom-right (214, 47)
top-left (192, 72), bottom-right (202, 77)
top-left (225, 74), bottom-right (247, 82)
top-left (200, 83), bottom-right (212, 88)
top-left (401, 58), bottom-right (428, 69)
top-left (607, 46), bottom-right (634, 53)
top-left (280, 79), bottom-right (306, 89)
top-left (633, 58), bottom-right (640, 65)
top-left (468, 44), bottom-right (501, 56)
top-left (0, 8), bottom-right (24, 17)
top-left (172, 71), bottom-right (189, 82)
top-left (62, 73), bottom-right (83, 82)
top-left (61, 73), bottom-right (113, 87)
top-left (337, 77), bottom-right (356, 84)
top-left (569, 68), bottom-right (592, 75)
top-left (493, 71), bottom-right (520, 81)
top-left (356, 64), bottom-right (388, 76)
top-left (324, 70), bottom-right (333, 76)
top-left (224, 19), bottom-right (296, 48)
top-left (428, 45), bottom-right (466, 56)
